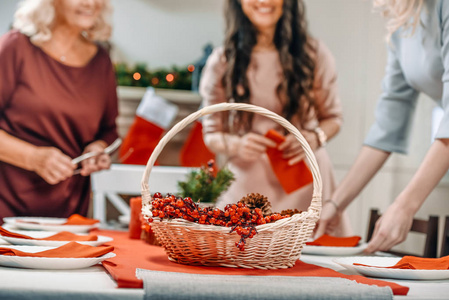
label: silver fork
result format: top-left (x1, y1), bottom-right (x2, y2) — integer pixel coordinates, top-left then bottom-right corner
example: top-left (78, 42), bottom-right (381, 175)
top-left (72, 138), bottom-right (122, 174)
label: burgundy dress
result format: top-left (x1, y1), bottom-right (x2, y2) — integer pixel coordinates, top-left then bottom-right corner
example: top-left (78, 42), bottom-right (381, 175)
top-left (0, 31), bottom-right (119, 220)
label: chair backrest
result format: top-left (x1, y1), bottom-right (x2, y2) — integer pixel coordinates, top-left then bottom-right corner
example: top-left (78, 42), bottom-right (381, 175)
top-left (366, 208), bottom-right (439, 258)
top-left (441, 216), bottom-right (449, 257)
top-left (91, 164), bottom-right (195, 223)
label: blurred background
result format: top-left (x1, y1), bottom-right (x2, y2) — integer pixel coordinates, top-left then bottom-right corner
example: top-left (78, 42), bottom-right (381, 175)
top-left (1, 0), bottom-right (447, 251)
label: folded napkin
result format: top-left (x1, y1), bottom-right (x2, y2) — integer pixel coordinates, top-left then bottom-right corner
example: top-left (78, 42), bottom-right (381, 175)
top-left (15, 214), bottom-right (99, 226)
top-left (98, 229), bottom-right (408, 295)
top-left (63, 214), bottom-right (99, 225)
top-left (0, 242), bottom-right (113, 258)
top-left (355, 255), bottom-right (449, 270)
top-left (137, 270), bottom-right (393, 300)
top-left (265, 129), bottom-right (313, 194)
top-left (0, 227), bottom-right (97, 241)
top-left (306, 234), bottom-right (361, 247)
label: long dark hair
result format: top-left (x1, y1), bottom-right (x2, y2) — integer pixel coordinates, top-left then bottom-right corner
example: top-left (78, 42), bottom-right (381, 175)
top-left (223, 0), bottom-right (316, 131)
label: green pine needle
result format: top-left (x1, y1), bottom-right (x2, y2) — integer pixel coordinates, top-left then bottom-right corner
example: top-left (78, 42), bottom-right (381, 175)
top-left (177, 166), bottom-right (234, 203)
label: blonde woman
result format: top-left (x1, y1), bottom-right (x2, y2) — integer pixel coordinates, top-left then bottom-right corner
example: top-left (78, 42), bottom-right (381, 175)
top-left (316, 0), bottom-right (449, 253)
top-left (0, 0), bottom-right (118, 221)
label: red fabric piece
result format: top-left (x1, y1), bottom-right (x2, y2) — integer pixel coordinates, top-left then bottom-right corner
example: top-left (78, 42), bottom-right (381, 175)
top-left (265, 129), bottom-right (313, 194)
top-left (63, 214), bottom-right (99, 225)
top-left (306, 234), bottom-right (361, 247)
top-left (0, 241), bottom-right (113, 258)
top-left (356, 255), bottom-right (449, 270)
top-left (179, 121), bottom-right (215, 167)
top-left (0, 226), bottom-right (97, 241)
top-left (119, 116), bottom-right (164, 165)
top-left (98, 230), bottom-right (408, 295)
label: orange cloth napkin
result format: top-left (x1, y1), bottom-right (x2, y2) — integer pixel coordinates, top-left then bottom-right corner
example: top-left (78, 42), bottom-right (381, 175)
top-left (98, 229), bottom-right (408, 295)
top-left (265, 129), bottom-right (313, 194)
top-left (0, 242), bottom-right (113, 258)
top-left (355, 255), bottom-right (449, 270)
top-left (306, 234), bottom-right (361, 247)
top-left (63, 214), bottom-right (100, 225)
top-left (0, 227), bottom-right (97, 241)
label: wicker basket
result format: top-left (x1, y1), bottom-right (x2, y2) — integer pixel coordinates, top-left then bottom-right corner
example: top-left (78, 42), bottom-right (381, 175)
top-left (141, 103), bottom-right (322, 269)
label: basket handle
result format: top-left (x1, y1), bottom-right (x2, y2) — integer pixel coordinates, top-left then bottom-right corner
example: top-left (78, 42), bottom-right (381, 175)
top-left (141, 103), bottom-right (322, 216)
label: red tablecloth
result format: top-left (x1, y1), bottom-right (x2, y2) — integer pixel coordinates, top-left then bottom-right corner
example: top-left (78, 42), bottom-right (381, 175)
top-left (97, 229), bottom-right (409, 295)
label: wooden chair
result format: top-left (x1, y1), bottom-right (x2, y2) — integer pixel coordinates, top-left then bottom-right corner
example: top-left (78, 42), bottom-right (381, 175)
top-left (441, 216), bottom-right (449, 257)
top-left (366, 209), bottom-right (439, 258)
top-left (91, 163), bottom-right (195, 223)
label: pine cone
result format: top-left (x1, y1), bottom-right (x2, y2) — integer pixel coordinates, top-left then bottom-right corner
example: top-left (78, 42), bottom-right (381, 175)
top-left (239, 193), bottom-right (272, 216)
top-left (280, 208), bottom-right (303, 216)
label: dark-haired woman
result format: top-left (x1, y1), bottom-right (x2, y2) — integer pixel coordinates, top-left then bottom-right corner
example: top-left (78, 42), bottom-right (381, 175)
top-left (200, 0), bottom-right (351, 235)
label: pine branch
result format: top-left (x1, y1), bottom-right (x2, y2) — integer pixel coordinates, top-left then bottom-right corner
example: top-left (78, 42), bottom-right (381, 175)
top-left (177, 161), bottom-right (235, 203)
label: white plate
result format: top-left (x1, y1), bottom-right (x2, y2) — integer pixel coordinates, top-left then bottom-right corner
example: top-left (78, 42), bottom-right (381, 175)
top-left (0, 245), bottom-right (115, 269)
top-left (118, 215), bottom-right (130, 225)
top-left (334, 256), bottom-right (449, 280)
top-left (3, 217), bottom-right (99, 233)
top-left (302, 243), bottom-right (368, 256)
top-left (0, 230), bottom-right (112, 247)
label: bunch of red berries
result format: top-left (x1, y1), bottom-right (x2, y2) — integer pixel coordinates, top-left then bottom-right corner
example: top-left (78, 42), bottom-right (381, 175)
top-left (148, 192), bottom-right (289, 251)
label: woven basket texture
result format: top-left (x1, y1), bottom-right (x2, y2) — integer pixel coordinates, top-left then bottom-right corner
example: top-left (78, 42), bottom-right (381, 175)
top-left (141, 103), bottom-right (322, 269)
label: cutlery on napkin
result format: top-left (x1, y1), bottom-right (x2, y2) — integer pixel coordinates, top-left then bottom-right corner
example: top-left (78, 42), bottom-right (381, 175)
top-left (265, 129), bottom-right (313, 194)
top-left (0, 227), bottom-right (98, 241)
top-left (355, 255), bottom-right (449, 270)
top-left (306, 234), bottom-right (361, 247)
top-left (0, 242), bottom-right (113, 258)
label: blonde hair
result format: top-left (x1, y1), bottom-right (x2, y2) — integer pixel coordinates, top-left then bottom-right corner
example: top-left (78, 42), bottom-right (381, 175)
top-left (13, 0), bottom-right (113, 44)
top-left (374, 0), bottom-right (424, 41)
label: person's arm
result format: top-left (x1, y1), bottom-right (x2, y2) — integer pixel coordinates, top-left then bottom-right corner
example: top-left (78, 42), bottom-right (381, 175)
top-left (79, 53), bottom-right (119, 176)
top-left (312, 40), bottom-right (344, 143)
top-left (0, 130), bottom-right (75, 184)
top-left (315, 36), bottom-right (419, 238)
top-left (365, 1), bottom-right (449, 252)
top-left (280, 40), bottom-right (343, 164)
top-left (314, 146), bottom-right (390, 237)
top-left (366, 139), bottom-right (449, 252)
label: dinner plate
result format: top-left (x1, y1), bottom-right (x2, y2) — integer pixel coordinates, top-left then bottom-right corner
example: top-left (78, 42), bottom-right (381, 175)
top-left (302, 243), bottom-right (368, 256)
top-left (118, 215), bottom-right (130, 226)
top-left (0, 245), bottom-right (115, 270)
top-left (334, 256), bottom-right (449, 280)
top-left (3, 217), bottom-right (99, 233)
top-left (0, 230), bottom-right (113, 247)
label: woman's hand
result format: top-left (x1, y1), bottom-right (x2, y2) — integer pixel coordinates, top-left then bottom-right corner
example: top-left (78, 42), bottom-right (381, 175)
top-left (364, 201), bottom-right (414, 253)
top-left (78, 141), bottom-right (112, 176)
top-left (278, 130), bottom-right (319, 165)
top-left (236, 133), bottom-right (276, 162)
top-left (30, 147), bottom-right (76, 185)
top-left (314, 200), bottom-right (342, 238)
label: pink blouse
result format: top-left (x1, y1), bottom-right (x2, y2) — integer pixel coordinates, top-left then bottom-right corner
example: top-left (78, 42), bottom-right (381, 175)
top-left (200, 39), bottom-right (351, 236)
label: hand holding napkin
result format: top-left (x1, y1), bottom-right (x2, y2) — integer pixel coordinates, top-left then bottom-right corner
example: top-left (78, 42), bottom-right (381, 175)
top-left (306, 234), bottom-right (361, 247)
top-left (0, 242), bottom-right (113, 258)
top-left (265, 129), bottom-right (313, 194)
top-left (355, 255), bottom-right (449, 270)
top-left (0, 227), bottom-right (98, 241)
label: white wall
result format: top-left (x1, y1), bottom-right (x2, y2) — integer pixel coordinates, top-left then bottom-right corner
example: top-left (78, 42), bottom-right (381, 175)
top-left (0, 1), bottom-right (18, 33)
top-left (1, 0), bottom-right (447, 253)
top-left (109, 0), bottom-right (225, 68)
